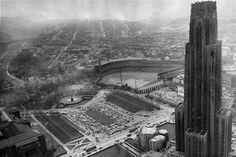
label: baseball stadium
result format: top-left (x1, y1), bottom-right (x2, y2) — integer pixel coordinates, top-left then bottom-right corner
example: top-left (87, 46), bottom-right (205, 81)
top-left (95, 58), bottom-right (184, 93)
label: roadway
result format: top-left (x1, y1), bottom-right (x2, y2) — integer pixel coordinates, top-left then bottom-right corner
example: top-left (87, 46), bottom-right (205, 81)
top-left (0, 23), bottom-right (69, 88)
top-left (48, 25), bottom-right (78, 69)
top-left (73, 113), bottom-right (171, 157)
top-left (0, 41), bottom-right (27, 88)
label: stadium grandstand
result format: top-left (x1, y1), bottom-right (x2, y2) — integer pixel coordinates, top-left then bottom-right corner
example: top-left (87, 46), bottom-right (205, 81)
top-left (96, 59), bottom-right (236, 93)
top-left (95, 59), bottom-right (184, 75)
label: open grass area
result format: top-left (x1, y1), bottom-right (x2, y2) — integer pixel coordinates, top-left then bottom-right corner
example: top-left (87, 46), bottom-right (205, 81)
top-left (100, 72), bottom-right (157, 88)
top-left (35, 112), bottom-right (83, 143)
top-left (107, 90), bottom-right (159, 113)
top-left (86, 109), bottom-right (115, 125)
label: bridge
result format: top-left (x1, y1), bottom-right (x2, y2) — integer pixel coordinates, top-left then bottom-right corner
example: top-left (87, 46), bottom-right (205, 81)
top-left (119, 141), bottom-right (141, 157)
top-left (159, 67), bottom-right (184, 80)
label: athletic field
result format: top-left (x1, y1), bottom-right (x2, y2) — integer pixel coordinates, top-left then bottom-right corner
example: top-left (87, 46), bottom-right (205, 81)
top-left (100, 72), bottom-right (158, 88)
top-left (106, 90), bottom-right (159, 113)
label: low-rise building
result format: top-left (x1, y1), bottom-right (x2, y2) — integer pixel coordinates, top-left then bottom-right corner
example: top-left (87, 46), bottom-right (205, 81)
top-left (165, 145), bottom-right (185, 157)
top-left (222, 72), bottom-right (236, 89)
top-left (0, 108), bottom-right (47, 157)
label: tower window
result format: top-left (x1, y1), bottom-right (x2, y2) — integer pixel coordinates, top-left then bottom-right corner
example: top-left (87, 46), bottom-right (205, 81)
top-left (211, 51), bottom-right (214, 57)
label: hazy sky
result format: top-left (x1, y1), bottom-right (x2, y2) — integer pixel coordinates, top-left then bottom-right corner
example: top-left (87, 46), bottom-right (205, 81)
top-left (1, 0), bottom-right (236, 22)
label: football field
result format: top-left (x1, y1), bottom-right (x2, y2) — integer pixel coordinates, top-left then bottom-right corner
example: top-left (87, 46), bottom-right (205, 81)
top-left (107, 90), bottom-right (159, 113)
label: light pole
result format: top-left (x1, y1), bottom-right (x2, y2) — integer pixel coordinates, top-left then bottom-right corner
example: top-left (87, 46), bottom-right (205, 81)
top-left (45, 122), bottom-right (55, 157)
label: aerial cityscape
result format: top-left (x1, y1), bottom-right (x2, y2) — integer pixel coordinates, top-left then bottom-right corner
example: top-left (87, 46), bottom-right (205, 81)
top-left (0, 0), bottom-right (236, 157)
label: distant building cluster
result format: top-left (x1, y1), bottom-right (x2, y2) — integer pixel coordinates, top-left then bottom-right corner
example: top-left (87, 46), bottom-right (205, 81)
top-left (30, 20), bottom-right (186, 76)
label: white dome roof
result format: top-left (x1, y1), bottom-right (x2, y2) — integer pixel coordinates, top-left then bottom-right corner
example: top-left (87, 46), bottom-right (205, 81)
top-left (141, 126), bottom-right (156, 135)
top-left (159, 129), bottom-right (168, 134)
top-left (150, 135), bottom-right (165, 142)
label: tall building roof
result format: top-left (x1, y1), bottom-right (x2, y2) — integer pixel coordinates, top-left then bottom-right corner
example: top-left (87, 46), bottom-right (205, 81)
top-left (191, 1), bottom-right (217, 16)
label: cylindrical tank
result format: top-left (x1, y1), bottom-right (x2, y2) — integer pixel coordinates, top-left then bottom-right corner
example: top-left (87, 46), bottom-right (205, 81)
top-left (149, 135), bottom-right (166, 151)
top-left (158, 129), bottom-right (169, 141)
top-left (139, 126), bottom-right (157, 150)
top-left (157, 129), bottom-right (169, 148)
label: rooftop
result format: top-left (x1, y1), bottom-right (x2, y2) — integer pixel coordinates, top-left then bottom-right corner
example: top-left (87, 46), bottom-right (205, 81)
top-left (191, 1), bottom-right (217, 16)
top-left (165, 145), bottom-right (185, 157)
top-left (141, 126), bottom-right (156, 135)
top-left (0, 130), bottom-right (42, 149)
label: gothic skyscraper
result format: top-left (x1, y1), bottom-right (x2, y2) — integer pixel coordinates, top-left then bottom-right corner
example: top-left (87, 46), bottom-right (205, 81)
top-left (175, 1), bottom-right (232, 157)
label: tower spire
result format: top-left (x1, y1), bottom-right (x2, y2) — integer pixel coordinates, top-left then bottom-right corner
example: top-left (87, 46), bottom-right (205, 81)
top-left (175, 1), bottom-right (232, 157)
